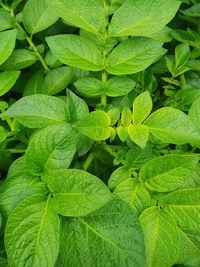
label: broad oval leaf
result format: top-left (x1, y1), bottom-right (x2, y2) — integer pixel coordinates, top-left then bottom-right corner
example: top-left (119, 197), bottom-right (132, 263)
top-left (0, 173), bottom-right (47, 229)
top-left (43, 169), bottom-right (113, 217)
top-left (0, 29), bottom-right (17, 65)
top-left (46, 0), bottom-right (106, 34)
top-left (5, 194), bottom-right (60, 267)
top-left (2, 94), bottom-right (69, 128)
top-left (133, 91), bottom-right (153, 124)
top-left (75, 77), bottom-right (103, 97)
top-left (105, 76), bottom-right (136, 97)
top-left (108, 166), bottom-right (132, 191)
top-left (139, 154), bottom-right (200, 192)
top-left (109, 0), bottom-right (180, 37)
top-left (106, 37), bottom-right (165, 75)
top-left (114, 178), bottom-right (151, 214)
top-left (25, 124), bottom-right (78, 172)
top-left (144, 107), bottom-right (200, 145)
top-left (159, 188), bottom-right (200, 233)
top-left (128, 124), bottom-right (149, 149)
top-left (0, 70), bottom-right (20, 96)
top-left (46, 34), bottom-right (103, 71)
top-left (139, 206), bottom-right (180, 267)
top-left (75, 110), bottom-right (111, 141)
top-left (60, 199), bottom-right (146, 267)
top-left (23, 0), bottom-right (58, 34)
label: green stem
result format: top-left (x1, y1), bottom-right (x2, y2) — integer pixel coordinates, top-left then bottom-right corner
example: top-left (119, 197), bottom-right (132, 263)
top-left (83, 152), bottom-right (95, 171)
top-left (6, 149), bottom-right (26, 154)
top-left (103, 144), bottom-right (126, 165)
top-left (15, 20), bottom-right (49, 72)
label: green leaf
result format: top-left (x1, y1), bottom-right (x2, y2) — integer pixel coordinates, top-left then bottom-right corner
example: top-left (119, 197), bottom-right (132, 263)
top-left (109, 0), bottom-right (180, 37)
top-left (181, 3), bottom-right (200, 17)
top-left (75, 110), bottom-right (111, 141)
top-left (0, 126), bottom-right (7, 142)
top-left (0, 49), bottom-right (37, 70)
top-left (159, 188), bottom-right (200, 233)
top-left (108, 166), bottom-right (132, 190)
top-left (133, 91), bottom-right (153, 124)
top-left (2, 94), bottom-right (69, 128)
top-left (121, 107), bottom-right (132, 126)
top-left (66, 90), bottom-right (89, 123)
top-left (0, 173), bottom-right (47, 229)
top-left (139, 206), bottom-right (180, 267)
top-left (175, 43), bottom-right (191, 69)
top-left (60, 199), bottom-right (146, 266)
top-left (46, 34), bottom-right (103, 71)
top-left (105, 77), bottom-right (135, 97)
top-left (139, 154), bottom-right (200, 192)
top-left (5, 194), bottom-right (60, 267)
top-left (46, 0), bottom-right (106, 34)
top-left (0, 70), bottom-right (20, 96)
top-left (25, 124), bottom-right (78, 172)
top-left (128, 124), bottom-right (149, 149)
top-left (125, 143), bottom-right (152, 169)
top-left (43, 169), bottom-right (112, 216)
top-left (106, 37), bottom-right (165, 75)
top-left (117, 125), bottom-right (128, 142)
top-left (75, 77), bottom-right (103, 97)
top-left (44, 66), bottom-right (72, 95)
top-left (0, 29), bottom-right (17, 65)
top-left (189, 97), bottom-right (200, 131)
top-left (23, 70), bottom-right (45, 96)
top-left (0, 8), bottom-right (15, 32)
top-left (114, 179), bottom-right (151, 214)
top-left (176, 228), bottom-right (200, 266)
top-left (144, 107), bottom-right (200, 145)
top-left (23, 0), bottom-right (58, 34)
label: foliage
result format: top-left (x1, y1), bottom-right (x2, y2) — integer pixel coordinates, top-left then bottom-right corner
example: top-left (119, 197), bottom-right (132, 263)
top-left (0, 0), bottom-right (200, 266)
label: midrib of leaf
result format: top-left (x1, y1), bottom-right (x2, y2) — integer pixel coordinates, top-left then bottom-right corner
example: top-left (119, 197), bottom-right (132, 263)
top-left (53, 192), bottom-right (86, 196)
top-left (17, 114), bottom-right (65, 123)
top-left (34, 195), bottom-right (50, 258)
top-left (31, 7), bottom-right (49, 34)
top-left (78, 217), bottom-right (126, 253)
top-left (165, 204), bottom-right (200, 208)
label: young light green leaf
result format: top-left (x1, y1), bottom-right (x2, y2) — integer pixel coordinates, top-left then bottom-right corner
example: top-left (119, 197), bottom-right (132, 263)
top-left (109, 0), bottom-right (180, 37)
top-left (125, 143), bottom-right (152, 169)
top-left (139, 154), bottom-right (200, 192)
top-left (0, 70), bottom-right (20, 96)
top-left (128, 124), bottom-right (149, 149)
top-left (159, 188), bottom-right (200, 233)
top-left (60, 199), bottom-right (146, 267)
top-left (0, 8), bottom-right (15, 32)
top-left (133, 91), bottom-right (153, 124)
top-left (75, 110), bottom-right (111, 140)
top-left (139, 206), bottom-right (180, 267)
top-left (66, 90), bottom-right (89, 122)
top-left (106, 37), bottom-right (165, 75)
top-left (117, 125), bottom-right (128, 142)
top-left (5, 194), bottom-right (60, 267)
top-left (46, 0), bottom-right (106, 34)
top-left (175, 43), bottom-right (191, 69)
top-left (25, 124), bottom-right (78, 172)
top-left (121, 107), bottom-right (132, 126)
top-left (75, 77), bottom-right (103, 97)
top-left (46, 34), bottom-right (103, 71)
top-left (2, 94), bottom-right (69, 128)
top-left (0, 126), bottom-right (7, 142)
top-left (44, 66), bottom-right (73, 95)
top-left (43, 169), bottom-right (113, 216)
top-left (23, 0), bottom-right (58, 34)
top-left (114, 179), bottom-right (151, 214)
top-left (189, 97), bottom-right (200, 131)
top-left (105, 77), bottom-right (136, 97)
top-left (144, 107), bottom-right (200, 145)
top-left (0, 29), bottom-right (17, 65)
top-left (0, 49), bottom-right (37, 70)
top-left (108, 166), bottom-right (132, 191)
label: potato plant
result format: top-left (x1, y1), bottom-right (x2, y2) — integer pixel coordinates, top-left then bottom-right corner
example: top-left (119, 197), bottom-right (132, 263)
top-left (0, 0), bottom-right (200, 266)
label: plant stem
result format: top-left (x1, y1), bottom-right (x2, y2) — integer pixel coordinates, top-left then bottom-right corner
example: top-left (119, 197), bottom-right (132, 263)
top-left (83, 152), bottom-right (95, 171)
top-left (14, 19), bottom-right (50, 72)
top-left (103, 144), bottom-right (126, 165)
top-left (6, 149), bottom-right (26, 153)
